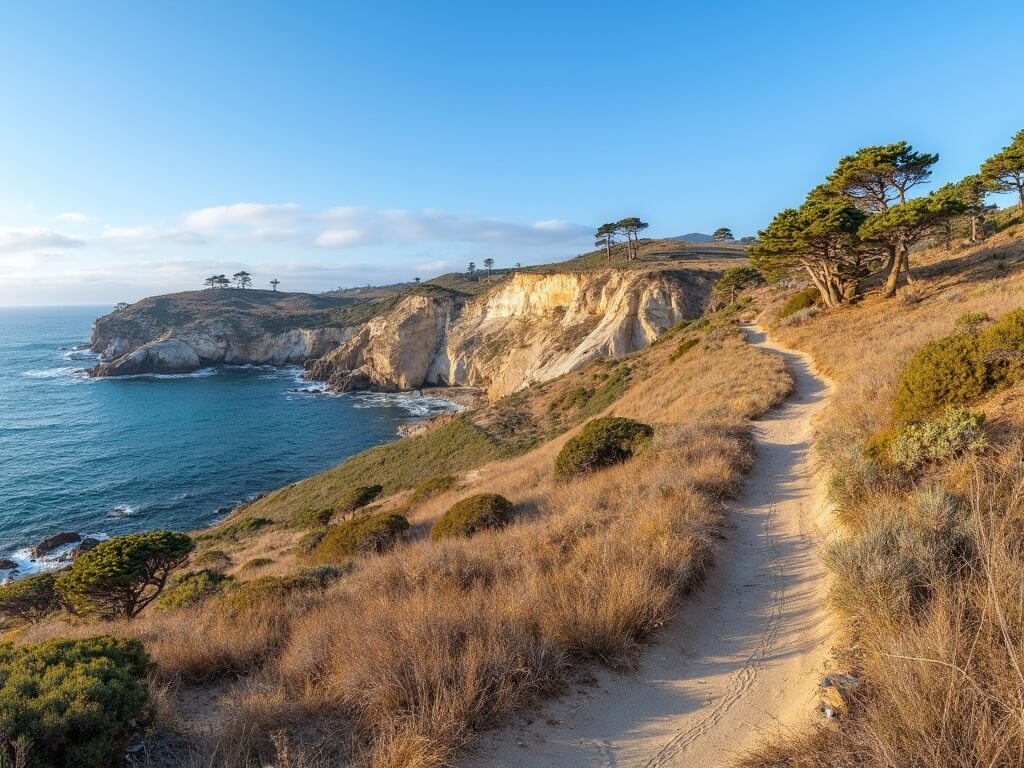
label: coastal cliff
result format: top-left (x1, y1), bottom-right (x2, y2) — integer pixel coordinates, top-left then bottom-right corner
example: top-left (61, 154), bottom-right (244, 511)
top-left (90, 260), bottom-right (718, 391)
top-left (305, 269), bottom-right (708, 398)
top-left (89, 290), bottom-right (365, 376)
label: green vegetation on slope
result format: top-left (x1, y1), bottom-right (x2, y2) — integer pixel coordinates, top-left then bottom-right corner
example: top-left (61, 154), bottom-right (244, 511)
top-left (245, 415), bottom-right (503, 521)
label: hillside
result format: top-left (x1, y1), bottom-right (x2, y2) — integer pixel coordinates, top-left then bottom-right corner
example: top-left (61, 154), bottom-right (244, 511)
top-left (11, 222), bottom-right (1024, 767)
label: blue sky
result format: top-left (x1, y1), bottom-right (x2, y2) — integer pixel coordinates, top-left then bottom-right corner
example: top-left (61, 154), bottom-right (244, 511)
top-left (1, 1), bottom-right (1022, 305)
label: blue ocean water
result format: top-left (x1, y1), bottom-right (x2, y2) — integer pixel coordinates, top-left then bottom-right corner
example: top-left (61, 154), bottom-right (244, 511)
top-left (0, 306), bottom-right (456, 574)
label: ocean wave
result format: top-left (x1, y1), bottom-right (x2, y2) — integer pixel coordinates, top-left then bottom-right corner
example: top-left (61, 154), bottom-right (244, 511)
top-left (108, 504), bottom-right (139, 518)
top-left (110, 367), bottom-right (218, 380)
top-left (349, 391), bottom-right (462, 417)
top-left (1, 532), bottom-right (111, 581)
top-left (23, 366), bottom-right (82, 379)
top-left (223, 363), bottom-right (279, 371)
top-left (62, 348), bottom-right (99, 362)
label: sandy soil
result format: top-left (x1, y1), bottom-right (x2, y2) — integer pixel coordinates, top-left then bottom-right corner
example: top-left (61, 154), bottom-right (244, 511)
top-left (462, 325), bottom-right (834, 768)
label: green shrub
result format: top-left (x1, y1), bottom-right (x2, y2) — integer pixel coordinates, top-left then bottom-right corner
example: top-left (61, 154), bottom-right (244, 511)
top-left (888, 409), bottom-right (987, 471)
top-left (408, 475), bottom-right (457, 506)
top-left (669, 337), bottom-right (699, 362)
top-left (224, 566), bottom-right (343, 613)
top-left (56, 531), bottom-right (194, 619)
top-left (577, 366), bottom-right (633, 420)
top-left (892, 334), bottom-right (987, 423)
top-left (156, 569), bottom-right (232, 610)
top-left (779, 286), bottom-right (821, 319)
top-left (547, 386), bottom-right (594, 413)
top-left (892, 309), bottom-right (1024, 422)
top-left (199, 516), bottom-right (273, 542)
top-left (193, 549), bottom-right (231, 569)
top-left (306, 513), bottom-right (409, 563)
top-left (953, 311), bottom-right (991, 334)
top-left (338, 484), bottom-right (383, 514)
top-left (554, 416), bottom-right (654, 480)
top-left (296, 528), bottom-right (327, 555)
top-left (431, 494), bottom-right (515, 540)
top-left (0, 636), bottom-right (149, 768)
top-left (0, 572), bottom-right (62, 625)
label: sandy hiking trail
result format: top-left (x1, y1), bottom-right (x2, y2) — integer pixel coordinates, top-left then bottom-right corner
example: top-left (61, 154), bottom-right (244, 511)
top-left (463, 325), bottom-right (834, 768)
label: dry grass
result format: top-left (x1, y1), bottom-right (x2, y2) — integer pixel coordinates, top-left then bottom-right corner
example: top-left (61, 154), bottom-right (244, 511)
top-left (190, 420), bottom-right (752, 767)
top-left (739, 233), bottom-right (1024, 768)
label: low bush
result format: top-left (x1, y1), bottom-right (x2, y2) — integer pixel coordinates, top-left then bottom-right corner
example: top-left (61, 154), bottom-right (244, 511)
top-left (305, 513), bottom-right (409, 563)
top-left (669, 337), bottom-right (699, 362)
top-left (824, 516), bottom-right (932, 631)
top-left (779, 305), bottom-right (820, 327)
top-left (193, 549), bottom-right (232, 569)
top-left (953, 310), bottom-right (991, 334)
top-left (554, 416), bottom-right (654, 480)
top-left (408, 475), bottom-right (457, 506)
top-left (224, 567), bottom-right (343, 614)
top-left (0, 636), bottom-right (149, 768)
top-left (547, 386), bottom-right (594, 413)
top-left (892, 309), bottom-right (1024, 422)
top-left (199, 516), bottom-right (273, 542)
top-left (577, 366), bottom-right (632, 420)
top-left (431, 494), bottom-right (515, 540)
top-left (156, 568), bottom-right (233, 610)
top-left (779, 286), bottom-right (821, 319)
top-left (888, 409), bottom-right (987, 471)
top-left (892, 334), bottom-right (988, 422)
top-left (0, 572), bottom-right (63, 625)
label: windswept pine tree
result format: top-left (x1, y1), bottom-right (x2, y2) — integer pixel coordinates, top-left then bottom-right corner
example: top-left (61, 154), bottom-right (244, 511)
top-left (981, 128), bottom-right (1024, 209)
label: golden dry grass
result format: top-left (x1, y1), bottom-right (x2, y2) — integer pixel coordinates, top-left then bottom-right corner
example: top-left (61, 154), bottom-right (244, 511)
top-left (738, 232), bottom-right (1024, 768)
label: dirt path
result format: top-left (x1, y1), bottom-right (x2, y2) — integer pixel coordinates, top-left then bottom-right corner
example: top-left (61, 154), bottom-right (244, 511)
top-left (463, 325), bottom-right (834, 768)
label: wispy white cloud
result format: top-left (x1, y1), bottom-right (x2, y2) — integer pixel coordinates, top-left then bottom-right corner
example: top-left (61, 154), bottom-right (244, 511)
top-left (183, 203), bottom-right (302, 231)
top-left (0, 227), bottom-right (84, 255)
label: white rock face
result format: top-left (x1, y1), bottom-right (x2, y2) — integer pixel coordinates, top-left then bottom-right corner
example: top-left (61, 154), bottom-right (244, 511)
top-left (92, 325), bottom-right (352, 376)
top-left (92, 338), bottom-right (201, 376)
top-left (308, 270), bottom-right (707, 398)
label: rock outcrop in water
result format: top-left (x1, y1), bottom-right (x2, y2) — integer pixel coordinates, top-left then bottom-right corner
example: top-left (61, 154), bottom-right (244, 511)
top-left (306, 269), bottom-right (708, 399)
top-left (90, 290), bottom-right (361, 376)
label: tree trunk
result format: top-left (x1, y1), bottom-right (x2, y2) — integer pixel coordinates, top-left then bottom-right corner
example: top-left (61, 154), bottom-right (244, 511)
top-left (883, 241), bottom-right (902, 298)
top-left (1019, 184), bottom-right (1024, 210)
top-left (971, 215), bottom-right (978, 243)
top-left (902, 249), bottom-right (914, 284)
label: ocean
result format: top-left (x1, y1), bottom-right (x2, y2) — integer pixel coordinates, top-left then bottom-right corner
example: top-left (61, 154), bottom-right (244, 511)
top-left (0, 306), bottom-right (457, 577)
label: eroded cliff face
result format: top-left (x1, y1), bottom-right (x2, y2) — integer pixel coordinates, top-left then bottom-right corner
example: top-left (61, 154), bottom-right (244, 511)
top-left (306, 269), bottom-right (706, 398)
